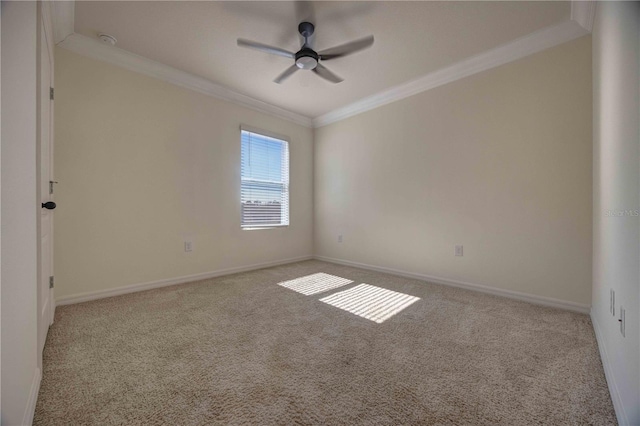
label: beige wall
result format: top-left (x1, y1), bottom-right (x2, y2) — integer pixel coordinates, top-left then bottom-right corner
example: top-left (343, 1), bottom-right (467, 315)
top-left (54, 48), bottom-right (313, 300)
top-left (591, 2), bottom-right (640, 424)
top-left (314, 37), bottom-right (592, 306)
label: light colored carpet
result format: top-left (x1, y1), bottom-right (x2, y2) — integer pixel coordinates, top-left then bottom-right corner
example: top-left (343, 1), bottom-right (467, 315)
top-left (35, 260), bottom-right (616, 425)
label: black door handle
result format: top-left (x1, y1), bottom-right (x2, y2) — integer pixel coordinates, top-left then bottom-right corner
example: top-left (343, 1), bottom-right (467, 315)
top-left (42, 201), bottom-right (56, 210)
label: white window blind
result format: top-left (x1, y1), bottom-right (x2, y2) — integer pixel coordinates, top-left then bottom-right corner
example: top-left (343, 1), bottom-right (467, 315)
top-left (241, 129), bottom-right (289, 228)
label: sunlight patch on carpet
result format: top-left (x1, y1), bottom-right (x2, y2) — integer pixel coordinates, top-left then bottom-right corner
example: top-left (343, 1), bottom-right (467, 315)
top-left (319, 283), bottom-right (420, 323)
top-left (278, 273), bottom-right (353, 295)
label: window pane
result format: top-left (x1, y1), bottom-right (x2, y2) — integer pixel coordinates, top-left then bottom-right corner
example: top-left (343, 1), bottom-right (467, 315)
top-left (241, 130), bottom-right (289, 228)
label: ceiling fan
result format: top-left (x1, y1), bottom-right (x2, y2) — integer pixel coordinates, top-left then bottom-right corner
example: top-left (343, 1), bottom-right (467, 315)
top-left (237, 22), bottom-right (374, 84)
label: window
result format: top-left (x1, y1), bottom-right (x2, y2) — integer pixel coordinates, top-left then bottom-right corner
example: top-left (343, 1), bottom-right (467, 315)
top-left (241, 127), bottom-right (289, 228)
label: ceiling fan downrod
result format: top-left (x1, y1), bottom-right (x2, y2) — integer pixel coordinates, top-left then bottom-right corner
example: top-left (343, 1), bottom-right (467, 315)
top-left (296, 22), bottom-right (318, 70)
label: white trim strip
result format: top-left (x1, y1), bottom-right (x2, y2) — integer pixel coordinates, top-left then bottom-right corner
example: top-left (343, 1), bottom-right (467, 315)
top-left (41, 1), bottom-right (55, 55)
top-left (314, 255), bottom-right (590, 314)
top-left (51, 0), bottom-right (74, 44)
top-left (55, 18), bottom-right (589, 130)
top-left (56, 255), bottom-right (312, 306)
top-left (56, 20), bottom-right (589, 130)
top-left (23, 368), bottom-right (42, 426)
top-left (313, 20), bottom-right (589, 128)
top-left (590, 311), bottom-right (629, 425)
top-left (58, 33), bottom-right (313, 128)
top-left (571, 0), bottom-right (597, 33)
top-left (240, 124), bottom-right (290, 143)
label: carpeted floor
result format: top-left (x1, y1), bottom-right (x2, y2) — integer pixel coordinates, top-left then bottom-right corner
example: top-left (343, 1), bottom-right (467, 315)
top-left (34, 260), bottom-right (616, 425)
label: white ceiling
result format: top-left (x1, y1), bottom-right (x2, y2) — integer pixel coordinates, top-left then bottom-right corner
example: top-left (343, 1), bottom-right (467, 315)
top-left (73, 1), bottom-right (571, 119)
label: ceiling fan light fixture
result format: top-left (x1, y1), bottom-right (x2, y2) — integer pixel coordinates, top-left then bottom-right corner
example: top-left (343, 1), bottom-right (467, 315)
top-left (295, 48), bottom-right (319, 70)
top-left (296, 57), bottom-right (317, 70)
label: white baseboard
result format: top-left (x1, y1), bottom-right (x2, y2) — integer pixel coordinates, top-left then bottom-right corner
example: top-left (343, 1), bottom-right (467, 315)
top-left (56, 253), bottom-right (590, 315)
top-left (56, 255), bottom-right (313, 306)
top-left (590, 311), bottom-right (628, 426)
top-left (314, 255), bottom-right (591, 314)
top-left (23, 367), bottom-right (42, 426)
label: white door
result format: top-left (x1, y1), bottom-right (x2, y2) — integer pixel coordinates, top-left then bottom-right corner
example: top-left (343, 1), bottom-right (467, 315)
top-left (38, 4), bottom-right (55, 357)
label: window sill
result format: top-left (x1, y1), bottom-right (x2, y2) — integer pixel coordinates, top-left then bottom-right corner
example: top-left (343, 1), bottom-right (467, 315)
top-left (242, 225), bottom-right (289, 231)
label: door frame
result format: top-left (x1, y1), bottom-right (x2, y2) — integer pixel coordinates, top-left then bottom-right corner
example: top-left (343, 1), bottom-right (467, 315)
top-left (37, 0), bottom-right (55, 365)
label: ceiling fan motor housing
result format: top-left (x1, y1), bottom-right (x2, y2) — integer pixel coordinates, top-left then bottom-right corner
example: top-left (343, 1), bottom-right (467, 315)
top-left (295, 48), bottom-right (319, 70)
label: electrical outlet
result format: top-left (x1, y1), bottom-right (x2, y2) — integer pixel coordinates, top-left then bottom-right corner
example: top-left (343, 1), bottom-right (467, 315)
top-left (184, 241), bottom-right (193, 252)
top-left (455, 245), bottom-right (463, 257)
top-left (610, 289), bottom-right (616, 316)
top-left (338, 235), bottom-right (343, 243)
top-left (619, 306), bottom-right (625, 337)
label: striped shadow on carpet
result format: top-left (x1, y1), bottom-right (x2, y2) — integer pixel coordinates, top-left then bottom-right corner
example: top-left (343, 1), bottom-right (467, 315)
top-left (320, 283), bottom-right (421, 323)
top-left (277, 272), bottom-right (353, 295)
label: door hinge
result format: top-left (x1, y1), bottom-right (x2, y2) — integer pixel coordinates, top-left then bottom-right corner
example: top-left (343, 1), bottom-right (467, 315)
top-left (50, 87), bottom-right (54, 100)
top-left (49, 276), bottom-right (54, 289)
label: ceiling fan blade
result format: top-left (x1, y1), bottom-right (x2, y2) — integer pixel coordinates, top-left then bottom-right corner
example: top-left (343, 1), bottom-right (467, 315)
top-left (312, 63), bottom-right (343, 83)
top-left (318, 35), bottom-right (374, 61)
top-left (237, 39), bottom-right (295, 59)
top-left (274, 65), bottom-right (300, 84)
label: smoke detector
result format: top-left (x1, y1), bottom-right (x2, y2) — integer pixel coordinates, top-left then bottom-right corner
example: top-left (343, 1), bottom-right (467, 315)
top-left (98, 33), bottom-right (117, 46)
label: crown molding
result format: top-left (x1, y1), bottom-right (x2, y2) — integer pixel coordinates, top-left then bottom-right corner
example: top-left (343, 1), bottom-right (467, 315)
top-left (571, 0), bottom-right (596, 33)
top-left (55, 12), bottom-right (589, 130)
top-left (58, 33), bottom-right (314, 128)
top-left (51, 0), bottom-right (74, 44)
top-left (313, 20), bottom-right (588, 128)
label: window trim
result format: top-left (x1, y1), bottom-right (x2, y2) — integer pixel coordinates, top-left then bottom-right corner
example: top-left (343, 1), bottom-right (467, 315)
top-left (239, 125), bottom-right (290, 230)
top-left (240, 125), bottom-right (290, 145)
